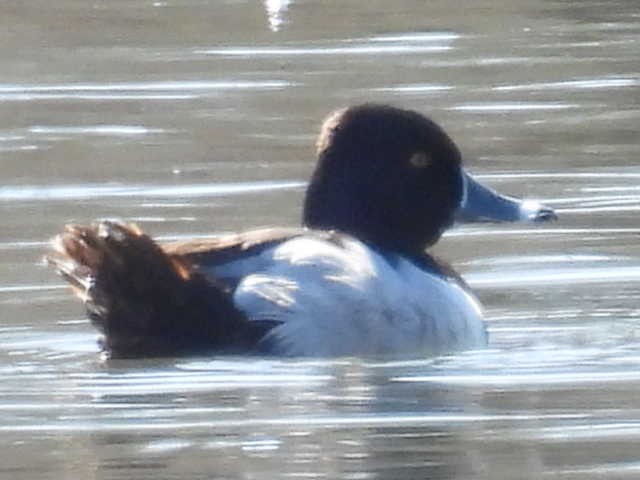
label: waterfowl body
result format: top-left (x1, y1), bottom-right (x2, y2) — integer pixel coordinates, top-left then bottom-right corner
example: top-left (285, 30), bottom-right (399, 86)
top-left (48, 104), bottom-right (556, 359)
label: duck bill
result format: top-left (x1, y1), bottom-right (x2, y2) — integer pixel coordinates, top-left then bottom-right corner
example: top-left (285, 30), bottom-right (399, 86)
top-left (456, 171), bottom-right (557, 223)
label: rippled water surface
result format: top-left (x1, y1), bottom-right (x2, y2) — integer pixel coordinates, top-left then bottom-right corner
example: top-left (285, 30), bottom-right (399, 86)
top-left (1, 1), bottom-right (640, 478)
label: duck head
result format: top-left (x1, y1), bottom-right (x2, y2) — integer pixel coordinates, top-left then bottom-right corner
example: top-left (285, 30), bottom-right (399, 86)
top-left (303, 104), bottom-right (463, 255)
top-left (303, 104), bottom-right (556, 255)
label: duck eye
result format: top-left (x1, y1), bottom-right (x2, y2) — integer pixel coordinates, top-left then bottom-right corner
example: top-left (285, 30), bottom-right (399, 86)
top-left (409, 152), bottom-right (432, 168)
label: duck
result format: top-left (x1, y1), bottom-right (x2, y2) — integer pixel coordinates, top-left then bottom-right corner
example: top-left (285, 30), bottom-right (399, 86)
top-left (47, 104), bottom-right (556, 359)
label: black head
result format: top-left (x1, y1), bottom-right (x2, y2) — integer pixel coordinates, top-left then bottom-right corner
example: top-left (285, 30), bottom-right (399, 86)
top-left (303, 104), bottom-right (464, 255)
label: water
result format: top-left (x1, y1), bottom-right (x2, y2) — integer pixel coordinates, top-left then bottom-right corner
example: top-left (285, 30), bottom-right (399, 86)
top-left (1, 0), bottom-right (640, 478)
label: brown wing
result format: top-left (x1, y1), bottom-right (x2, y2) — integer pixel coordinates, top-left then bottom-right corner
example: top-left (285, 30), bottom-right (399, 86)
top-left (163, 227), bottom-right (471, 291)
top-left (162, 227), bottom-right (307, 268)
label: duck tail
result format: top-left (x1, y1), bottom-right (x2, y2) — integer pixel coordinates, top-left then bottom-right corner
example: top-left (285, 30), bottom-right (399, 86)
top-left (47, 221), bottom-right (258, 358)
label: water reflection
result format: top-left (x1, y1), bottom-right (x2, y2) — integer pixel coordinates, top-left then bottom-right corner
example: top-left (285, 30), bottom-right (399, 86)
top-left (198, 43), bottom-right (451, 56)
top-left (0, 80), bottom-right (292, 101)
top-left (0, 180), bottom-right (304, 201)
top-left (494, 76), bottom-right (639, 91)
top-left (264, 0), bottom-right (292, 32)
top-left (452, 102), bottom-right (578, 112)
